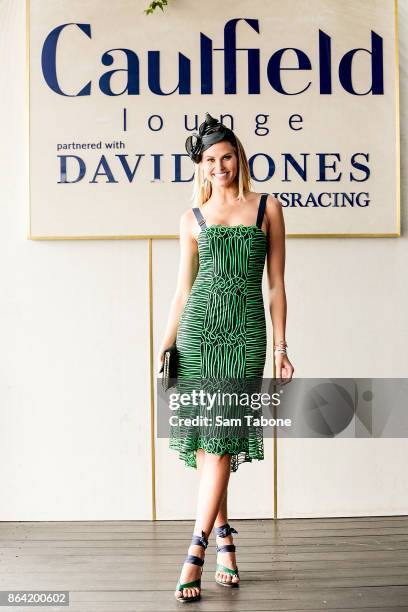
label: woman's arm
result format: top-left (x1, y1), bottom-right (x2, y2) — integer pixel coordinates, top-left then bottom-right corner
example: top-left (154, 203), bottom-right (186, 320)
top-left (265, 195), bottom-right (294, 380)
top-left (157, 210), bottom-right (199, 372)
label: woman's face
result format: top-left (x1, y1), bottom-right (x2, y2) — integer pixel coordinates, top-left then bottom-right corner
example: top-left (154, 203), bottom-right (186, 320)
top-left (200, 140), bottom-right (238, 187)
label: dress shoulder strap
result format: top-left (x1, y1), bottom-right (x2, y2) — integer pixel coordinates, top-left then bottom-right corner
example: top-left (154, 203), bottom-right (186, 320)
top-left (256, 193), bottom-right (268, 229)
top-left (192, 207), bottom-right (207, 230)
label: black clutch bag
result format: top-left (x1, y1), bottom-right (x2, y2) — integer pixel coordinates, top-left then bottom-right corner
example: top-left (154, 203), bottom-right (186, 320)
top-left (159, 342), bottom-right (178, 391)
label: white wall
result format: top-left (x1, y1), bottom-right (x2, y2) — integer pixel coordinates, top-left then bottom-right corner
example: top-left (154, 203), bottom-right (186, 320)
top-left (0, 1), bottom-right (406, 520)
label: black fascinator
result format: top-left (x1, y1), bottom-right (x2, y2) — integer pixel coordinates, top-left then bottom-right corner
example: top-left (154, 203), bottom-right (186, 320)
top-left (185, 112), bottom-right (237, 163)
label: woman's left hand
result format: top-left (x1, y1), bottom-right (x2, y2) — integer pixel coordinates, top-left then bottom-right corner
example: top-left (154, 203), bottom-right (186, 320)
top-left (275, 353), bottom-right (294, 383)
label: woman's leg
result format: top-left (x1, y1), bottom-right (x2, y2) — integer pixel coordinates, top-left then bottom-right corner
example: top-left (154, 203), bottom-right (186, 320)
top-left (198, 452), bottom-right (239, 584)
top-left (196, 448), bottom-right (205, 473)
top-left (194, 452), bottom-right (231, 535)
top-left (214, 488), bottom-right (228, 526)
top-left (175, 451), bottom-right (231, 600)
top-left (214, 488), bottom-right (240, 585)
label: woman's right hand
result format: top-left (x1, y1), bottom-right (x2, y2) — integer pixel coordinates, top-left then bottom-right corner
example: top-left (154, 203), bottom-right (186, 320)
top-left (157, 347), bottom-right (166, 374)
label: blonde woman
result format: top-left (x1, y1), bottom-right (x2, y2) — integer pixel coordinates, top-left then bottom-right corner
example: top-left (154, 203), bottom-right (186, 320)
top-left (158, 112), bottom-right (294, 603)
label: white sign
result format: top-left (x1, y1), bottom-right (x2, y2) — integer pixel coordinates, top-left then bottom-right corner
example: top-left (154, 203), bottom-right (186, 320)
top-left (28, 0), bottom-right (400, 238)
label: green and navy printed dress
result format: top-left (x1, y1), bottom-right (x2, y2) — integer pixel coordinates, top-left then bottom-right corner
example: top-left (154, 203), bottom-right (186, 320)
top-left (169, 193), bottom-right (268, 473)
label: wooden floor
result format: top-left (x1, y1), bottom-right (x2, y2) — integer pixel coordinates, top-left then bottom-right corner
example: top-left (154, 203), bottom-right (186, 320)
top-left (0, 517), bottom-right (408, 611)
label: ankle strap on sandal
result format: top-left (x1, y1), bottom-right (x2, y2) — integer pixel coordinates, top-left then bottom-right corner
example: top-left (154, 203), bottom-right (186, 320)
top-left (184, 553), bottom-right (204, 566)
top-left (191, 529), bottom-right (208, 549)
top-left (214, 523), bottom-right (238, 538)
top-left (216, 542), bottom-right (236, 553)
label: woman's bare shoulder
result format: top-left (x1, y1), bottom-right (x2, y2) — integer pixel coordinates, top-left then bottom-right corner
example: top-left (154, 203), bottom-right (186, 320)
top-left (178, 206), bottom-right (200, 240)
top-left (179, 206), bottom-right (196, 224)
top-left (245, 190), bottom-right (278, 204)
top-left (264, 193), bottom-right (282, 215)
top-left (245, 191), bottom-right (281, 211)
top-left (263, 194), bottom-right (284, 235)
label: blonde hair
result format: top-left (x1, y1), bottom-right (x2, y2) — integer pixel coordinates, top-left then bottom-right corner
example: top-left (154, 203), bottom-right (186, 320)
top-left (190, 134), bottom-right (252, 207)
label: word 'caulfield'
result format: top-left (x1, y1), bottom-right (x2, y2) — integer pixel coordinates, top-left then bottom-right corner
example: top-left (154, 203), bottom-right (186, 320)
top-left (41, 19), bottom-right (384, 97)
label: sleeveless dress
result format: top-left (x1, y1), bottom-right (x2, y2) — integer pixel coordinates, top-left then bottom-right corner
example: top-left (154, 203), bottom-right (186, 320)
top-left (169, 193), bottom-right (269, 473)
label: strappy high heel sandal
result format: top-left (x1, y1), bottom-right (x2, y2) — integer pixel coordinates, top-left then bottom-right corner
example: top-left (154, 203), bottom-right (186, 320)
top-left (175, 530), bottom-right (208, 603)
top-left (214, 523), bottom-right (240, 588)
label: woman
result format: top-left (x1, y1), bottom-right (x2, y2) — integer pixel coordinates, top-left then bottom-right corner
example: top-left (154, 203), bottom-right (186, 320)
top-left (158, 113), bottom-right (294, 603)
